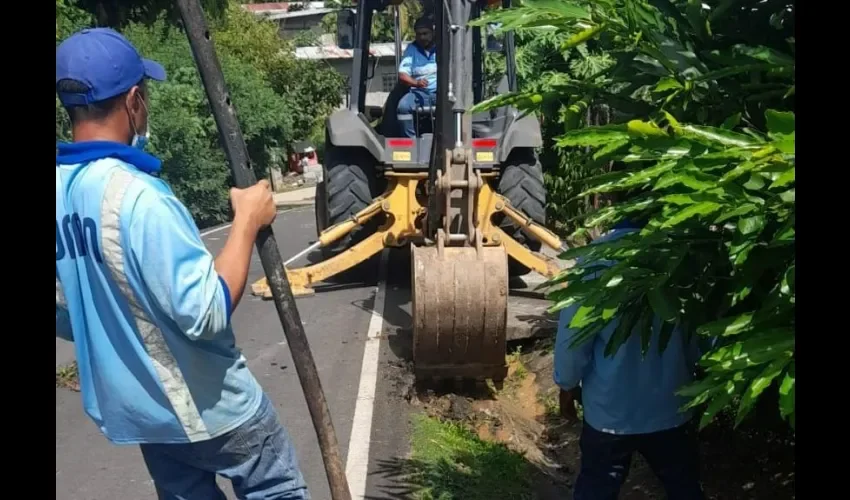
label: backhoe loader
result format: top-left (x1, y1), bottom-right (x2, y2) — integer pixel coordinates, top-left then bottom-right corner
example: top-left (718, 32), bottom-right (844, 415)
top-left (253, 0), bottom-right (565, 382)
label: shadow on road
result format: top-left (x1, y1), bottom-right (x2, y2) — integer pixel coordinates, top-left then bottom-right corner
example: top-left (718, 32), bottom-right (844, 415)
top-left (301, 247), bottom-right (383, 288)
top-left (364, 442), bottom-right (551, 500)
top-left (363, 457), bottom-right (415, 500)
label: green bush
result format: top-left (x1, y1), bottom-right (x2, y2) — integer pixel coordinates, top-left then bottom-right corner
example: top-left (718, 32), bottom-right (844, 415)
top-left (474, 0), bottom-right (795, 430)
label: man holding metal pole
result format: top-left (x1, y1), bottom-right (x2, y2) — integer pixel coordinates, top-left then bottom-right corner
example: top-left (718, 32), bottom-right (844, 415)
top-left (56, 27), bottom-right (310, 499)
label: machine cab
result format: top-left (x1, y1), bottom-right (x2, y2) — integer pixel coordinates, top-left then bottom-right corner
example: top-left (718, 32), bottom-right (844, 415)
top-left (327, 0), bottom-right (540, 171)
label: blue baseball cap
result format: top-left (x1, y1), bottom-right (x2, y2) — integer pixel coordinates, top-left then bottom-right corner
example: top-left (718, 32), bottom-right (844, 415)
top-left (56, 27), bottom-right (166, 107)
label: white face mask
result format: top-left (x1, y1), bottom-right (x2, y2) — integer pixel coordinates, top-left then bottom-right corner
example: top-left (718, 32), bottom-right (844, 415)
top-left (129, 93), bottom-right (151, 151)
top-left (131, 123), bottom-right (150, 151)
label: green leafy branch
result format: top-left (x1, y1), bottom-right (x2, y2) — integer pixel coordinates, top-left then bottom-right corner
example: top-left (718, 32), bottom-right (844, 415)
top-left (471, 0), bottom-right (795, 430)
top-left (546, 108), bottom-right (794, 430)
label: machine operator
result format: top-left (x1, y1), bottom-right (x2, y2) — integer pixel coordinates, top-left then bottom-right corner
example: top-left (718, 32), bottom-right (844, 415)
top-left (396, 16), bottom-right (437, 138)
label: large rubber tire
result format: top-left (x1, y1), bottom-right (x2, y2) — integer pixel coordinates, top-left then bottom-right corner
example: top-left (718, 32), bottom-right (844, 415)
top-left (321, 145), bottom-right (383, 258)
top-left (497, 149), bottom-right (547, 277)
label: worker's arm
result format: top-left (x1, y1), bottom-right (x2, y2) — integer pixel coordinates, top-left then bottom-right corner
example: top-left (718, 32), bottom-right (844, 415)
top-left (127, 188), bottom-right (237, 341)
top-left (398, 72), bottom-right (421, 88)
top-left (213, 211), bottom-right (261, 309)
top-left (214, 180), bottom-right (277, 306)
top-left (398, 46), bottom-right (425, 88)
top-left (553, 302), bottom-right (593, 421)
top-left (554, 228), bottom-right (642, 420)
top-left (552, 249), bottom-right (611, 421)
top-left (56, 276), bottom-right (73, 341)
top-left (552, 227), bottom-right (634, 393)
top-left (553, 302), bottom-right (594, 391)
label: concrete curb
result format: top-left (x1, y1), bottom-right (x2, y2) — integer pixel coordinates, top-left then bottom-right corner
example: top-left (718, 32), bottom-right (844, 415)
top-left (502, 247), bottom-right (571, 342)
top-left (275, 199), bottom-right (314, 209)
top-left (274, 186), bottom-right (316, 209)
top-left (506, 295), bottom-right (557, 342)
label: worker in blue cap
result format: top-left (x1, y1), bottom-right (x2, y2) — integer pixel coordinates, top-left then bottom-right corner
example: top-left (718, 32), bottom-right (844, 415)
top-left (55, 27), bottom-right (310, 499)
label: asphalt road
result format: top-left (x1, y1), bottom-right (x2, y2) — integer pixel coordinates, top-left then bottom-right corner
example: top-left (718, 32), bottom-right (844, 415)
top-left (55, 206), bottom-right (414, 500)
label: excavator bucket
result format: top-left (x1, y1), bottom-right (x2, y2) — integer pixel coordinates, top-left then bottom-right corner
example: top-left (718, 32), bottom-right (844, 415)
top-left (411, 243), bottom-right (509, 382)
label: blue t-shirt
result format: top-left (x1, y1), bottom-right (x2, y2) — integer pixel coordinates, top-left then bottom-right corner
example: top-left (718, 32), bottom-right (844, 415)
top-left (56, 140), bottom-right (262, 444)
top-left (399, 42), bottom-right (437, 93)
top-left (553, 224), bottom-right (702, 435)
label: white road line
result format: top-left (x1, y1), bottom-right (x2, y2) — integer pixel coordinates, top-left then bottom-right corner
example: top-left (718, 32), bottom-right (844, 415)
top-left (200, 223), bottom-right (233, 237)
top-left (345, 250), bottom-right (389, 499)
top-left (199, 207), bottom-right (300, 237)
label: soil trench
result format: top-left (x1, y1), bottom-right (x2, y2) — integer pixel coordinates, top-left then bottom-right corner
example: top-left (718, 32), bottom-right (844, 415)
top-left (409, 339), bottom-right (795, 500)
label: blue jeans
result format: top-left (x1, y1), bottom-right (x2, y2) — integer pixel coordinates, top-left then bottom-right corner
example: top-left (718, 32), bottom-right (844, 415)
top-left (574, 421), bottom-right (704, 500)
top-left (397, 88), bottom-right (436, 137)
top-left (139, 394), bottom-right (310, 500)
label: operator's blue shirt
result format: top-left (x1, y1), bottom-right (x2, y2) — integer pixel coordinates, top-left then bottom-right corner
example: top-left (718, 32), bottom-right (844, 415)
top-left (399, 42), bottom-right (437, 93)
top-left (56, 141), bottom-right (262, 444)
top-left (553, 221), bottom-right (702, 435)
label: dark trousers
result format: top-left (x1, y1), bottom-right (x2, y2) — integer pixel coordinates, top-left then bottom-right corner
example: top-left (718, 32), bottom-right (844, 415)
top-left (397, 88), bottom-right (436, 137)
top-left (574, 422), bottom-right (705, 500)
top-left (139, 394), bottom-right (309, 499)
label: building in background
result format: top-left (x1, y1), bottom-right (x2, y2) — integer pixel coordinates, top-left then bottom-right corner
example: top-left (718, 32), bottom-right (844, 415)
top-left (295, 42), bottom-right (407, 115)
top-left (242, 2), bottom-right (331, 39)
top-left (244, 2), bottom-right (404, 114)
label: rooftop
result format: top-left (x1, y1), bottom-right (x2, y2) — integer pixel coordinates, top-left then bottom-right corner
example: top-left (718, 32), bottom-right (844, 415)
top-left (242, 2), bottom-right (334, 20)
top-left (242, 2), bottom-right (327, 14)
top-left (295, 42), bottom-right (408, 60)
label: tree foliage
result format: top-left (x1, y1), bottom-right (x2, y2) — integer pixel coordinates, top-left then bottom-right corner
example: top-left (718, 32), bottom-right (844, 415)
top-left (71, 0), bottom-right (228, 27)
top-left (321, 0), bottom-right (424, 43)
top-left (473, 0), bottom-right (795, 430)
top-left (56, 0), bottom-right (346, 228)
top-left (501, 26), bottom-right (618, 235)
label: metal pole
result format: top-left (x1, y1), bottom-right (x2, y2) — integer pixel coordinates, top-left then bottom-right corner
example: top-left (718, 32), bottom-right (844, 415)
top-left (349, 1), bottom-right (374, 113)
top-left (393, 5), bottom-right (402, 71)
top-left (429, 0), bottom-right (450, 236)
top-left (173, 1), bottom-right (352, 499)
top-left (502, 0), bottom-right (517, 92)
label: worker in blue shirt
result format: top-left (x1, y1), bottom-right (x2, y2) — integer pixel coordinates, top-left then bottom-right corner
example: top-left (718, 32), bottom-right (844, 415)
top-left (55, 28), bottom-right (309, 499)
top-left (554, 219), bottom-right (706, 500)
top-left (396, 16), bottom-right (437, 137)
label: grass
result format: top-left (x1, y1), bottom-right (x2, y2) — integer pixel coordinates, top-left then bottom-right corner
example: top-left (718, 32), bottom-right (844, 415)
top-left (538, 386), bottom-right (584, 422)
top-left (539, 386), bottom-right (560, 419)
top-left (406, 414), bottom-right (533, 500)
top-left (506, 346), bottom-right (527, 383)
top-left (56, 361), bottom-right (80, 392)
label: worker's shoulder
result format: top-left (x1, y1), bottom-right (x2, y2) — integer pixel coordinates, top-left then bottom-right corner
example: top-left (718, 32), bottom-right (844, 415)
top-left (402, 43), bottom-right (417, 56)
top-left (69, 157), bottom-right (161, 189)
top-left (128, 179), bottom-right (186, 217)
top-left (59, 157), bottom-right (155, 199)
top-left (82, 158), bottom-right (182, 216)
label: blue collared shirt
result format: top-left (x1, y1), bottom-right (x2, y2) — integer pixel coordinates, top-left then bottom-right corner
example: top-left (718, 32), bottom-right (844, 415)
top-left (553, 223), bottom-right (701, 435)
top-left (56, 141), bottom-right (261, 444)
top-left (399, 42), bottom-right (437, 92)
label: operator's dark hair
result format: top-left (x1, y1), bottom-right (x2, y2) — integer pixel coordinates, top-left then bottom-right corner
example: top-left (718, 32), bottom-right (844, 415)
top-left (414, 15), bottom-right (435, 31)
top-left (56, 78), bottom-right (145, 124)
